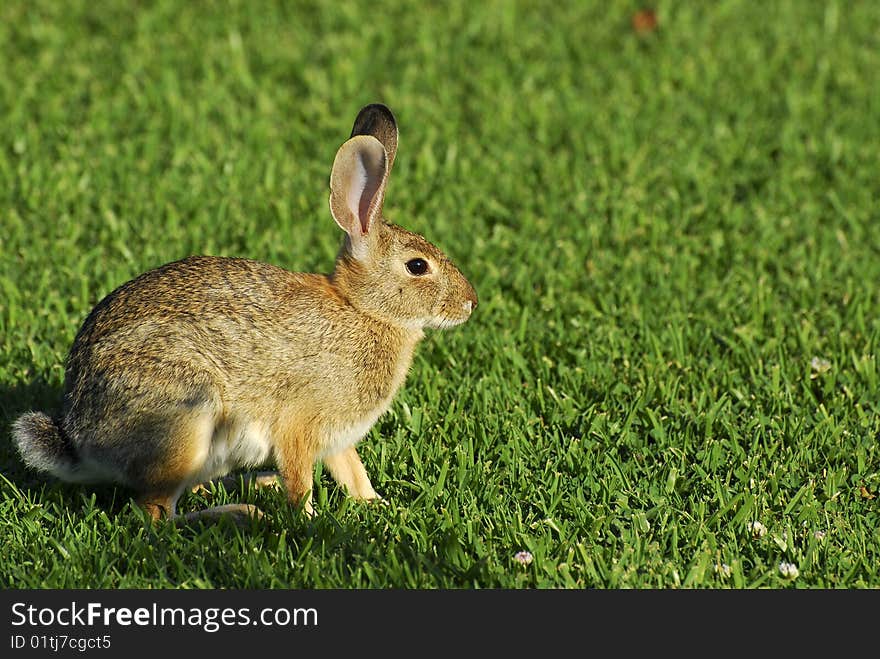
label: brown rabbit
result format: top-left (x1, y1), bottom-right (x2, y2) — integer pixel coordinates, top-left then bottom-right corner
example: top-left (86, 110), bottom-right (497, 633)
top-left (12, 104), bottom-right (477, 524)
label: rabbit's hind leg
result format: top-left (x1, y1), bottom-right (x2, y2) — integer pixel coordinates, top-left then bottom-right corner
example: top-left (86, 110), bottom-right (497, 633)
top-left (130, 408), bottom-right (263, 527)
top-left (138, 487), bottom-right (263, 528)
top-left (177, 503), bottom-right (264, 529)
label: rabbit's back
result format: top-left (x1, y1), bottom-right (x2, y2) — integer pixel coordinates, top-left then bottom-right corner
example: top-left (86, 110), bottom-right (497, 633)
top-left (70, 255), bottom-right (303, 354)
top-left (69, 255), bottom-right (340, 371)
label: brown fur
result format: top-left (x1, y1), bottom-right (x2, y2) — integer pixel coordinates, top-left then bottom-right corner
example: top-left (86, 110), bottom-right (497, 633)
top-left (11, 104), bottom-right (476, 523)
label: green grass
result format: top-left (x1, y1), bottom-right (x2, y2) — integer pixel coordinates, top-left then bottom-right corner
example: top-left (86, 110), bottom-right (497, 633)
top-left (1, 0), bottom-right (878, 588)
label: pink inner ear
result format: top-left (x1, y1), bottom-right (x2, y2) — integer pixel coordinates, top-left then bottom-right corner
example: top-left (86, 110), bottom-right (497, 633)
top-left (358, 175), bottom-right (382, 234)
top-left (346, 158), bottom-right (367, 233)
top-left (346, 148), bottom-right (385, 235)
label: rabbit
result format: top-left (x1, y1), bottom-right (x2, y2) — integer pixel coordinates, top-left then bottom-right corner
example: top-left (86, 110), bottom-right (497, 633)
top-left (12, 103), bottom-right (477, 524)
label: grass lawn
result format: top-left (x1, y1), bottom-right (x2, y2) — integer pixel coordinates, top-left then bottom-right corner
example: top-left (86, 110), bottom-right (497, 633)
top-left (0, 0), bottom-right (878, 588)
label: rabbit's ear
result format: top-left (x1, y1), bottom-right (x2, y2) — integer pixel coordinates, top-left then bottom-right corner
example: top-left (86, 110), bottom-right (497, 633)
top-left (329, 135), bottom-right (389, 251)
top-left (350, 104), bottom-right (398, 173)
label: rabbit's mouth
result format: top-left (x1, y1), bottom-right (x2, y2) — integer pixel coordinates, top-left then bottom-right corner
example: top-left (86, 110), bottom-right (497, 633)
top-left (426, 299), bottom-right (475, 329)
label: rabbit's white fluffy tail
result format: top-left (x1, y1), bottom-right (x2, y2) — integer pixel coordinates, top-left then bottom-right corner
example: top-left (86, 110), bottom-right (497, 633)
top-left (12, 412), bottom-right (82, 481)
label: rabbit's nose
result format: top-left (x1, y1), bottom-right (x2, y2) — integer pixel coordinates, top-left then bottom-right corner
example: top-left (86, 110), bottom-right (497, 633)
top-left (467, 285), bottom-right (478, 309)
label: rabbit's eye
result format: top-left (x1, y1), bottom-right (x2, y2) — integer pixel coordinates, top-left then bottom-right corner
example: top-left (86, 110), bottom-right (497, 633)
top-left (405, 258), bottom-right (430, 276)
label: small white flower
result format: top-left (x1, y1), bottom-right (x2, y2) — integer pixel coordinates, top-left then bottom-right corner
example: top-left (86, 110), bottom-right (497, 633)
top-left (813, 531), bottom-right (826, 540)
top-left (714, 563), bottom-right (732, 578)
top-left (779, 562), bottom-right (799, 579)
top-left (747, 521), bottom-right (768, 538)
top-left (810, 357), bottom-right (831, 378)
top-left (513, 551), bottom-right (533, 566)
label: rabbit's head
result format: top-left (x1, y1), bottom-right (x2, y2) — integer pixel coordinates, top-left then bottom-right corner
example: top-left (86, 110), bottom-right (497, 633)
top-left (329, 105), bottom-right (477, 331)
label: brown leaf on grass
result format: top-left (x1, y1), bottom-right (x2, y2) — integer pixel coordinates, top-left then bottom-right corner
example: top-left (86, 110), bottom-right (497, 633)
top-left (632, 9), bottom-right (658, 34)
top-left (859, 486), bottom-right (876, 500)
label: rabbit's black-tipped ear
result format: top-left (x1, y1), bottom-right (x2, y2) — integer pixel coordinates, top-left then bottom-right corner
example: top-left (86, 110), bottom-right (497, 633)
top-left (350, 104), bottom-right (398, 172)
top-left (329, 135), bottom-right (388, 257)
